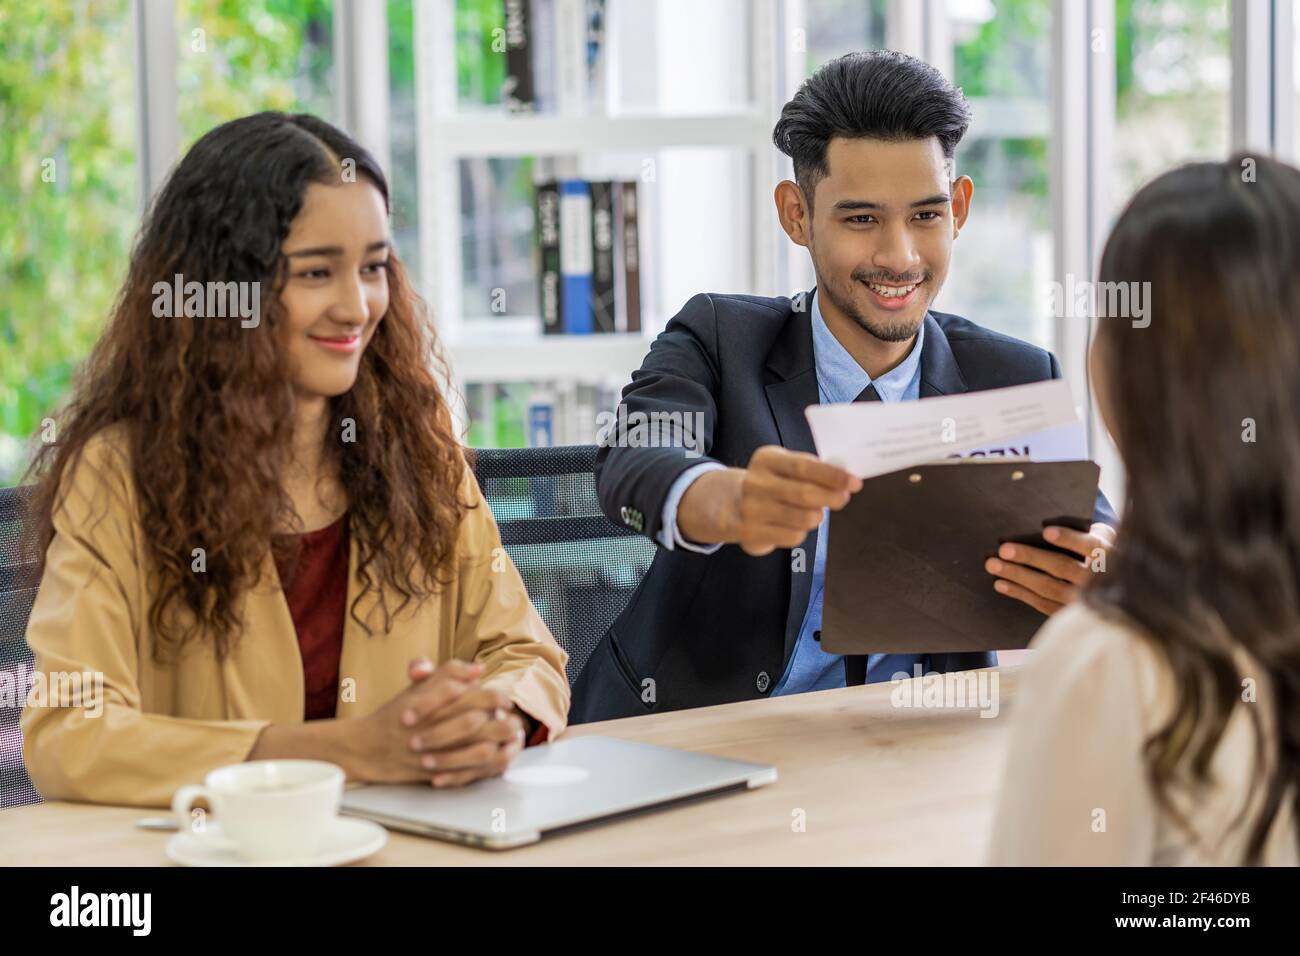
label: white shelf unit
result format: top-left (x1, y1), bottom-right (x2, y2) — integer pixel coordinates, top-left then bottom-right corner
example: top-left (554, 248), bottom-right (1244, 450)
top-left (450, 329), bottom-right (652, 383)
top-left (413, 0), bottom-right (787, 437)
top-left (428, 111), bottom-right (774, 156)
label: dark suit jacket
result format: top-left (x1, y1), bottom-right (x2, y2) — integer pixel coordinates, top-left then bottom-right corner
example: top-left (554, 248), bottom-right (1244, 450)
top-left (570, 290), bottom-right (1116, 723)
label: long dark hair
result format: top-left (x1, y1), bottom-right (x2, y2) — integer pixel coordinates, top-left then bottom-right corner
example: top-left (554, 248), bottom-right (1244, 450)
top-left (28, 112), bottom-right (469, 661)
top-left (1087, 153), bottom-right (1300, 863)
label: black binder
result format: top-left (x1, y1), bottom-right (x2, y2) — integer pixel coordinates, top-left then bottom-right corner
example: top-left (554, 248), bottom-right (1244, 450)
top-left (822, 459), bottom-right (1101, 653)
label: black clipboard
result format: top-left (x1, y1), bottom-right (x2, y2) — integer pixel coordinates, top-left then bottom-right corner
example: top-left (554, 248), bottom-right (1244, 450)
top-left (822, 459), bottom-right (1100, 653)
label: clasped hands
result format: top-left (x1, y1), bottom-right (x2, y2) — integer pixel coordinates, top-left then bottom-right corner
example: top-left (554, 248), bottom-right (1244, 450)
top-left (354, 658), bottom-right (528, 788)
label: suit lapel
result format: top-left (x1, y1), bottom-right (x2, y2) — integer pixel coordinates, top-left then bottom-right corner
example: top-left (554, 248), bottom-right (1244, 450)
top-left (763, 295), bottom-right (820, 666)
top-left (918, 312), bottom-right (969, 398)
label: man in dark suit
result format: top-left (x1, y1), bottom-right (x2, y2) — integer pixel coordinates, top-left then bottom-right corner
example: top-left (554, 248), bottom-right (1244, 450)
top-left (572, 50), bottom-right (1116, 722)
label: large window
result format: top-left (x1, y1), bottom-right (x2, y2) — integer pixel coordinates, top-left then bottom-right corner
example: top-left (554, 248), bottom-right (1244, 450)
top-left (799, 0), bottom-right (888, 75)
top-left (946, 0), bottom-right (1053, 350)
top-left (1112, 0), bottom-right (1231, 215)
top-left (388, 0), bottom-right (421, 291)
top-left (0, 1), bottom-right (138, 484)
top-left (175, 0), bottom-right (335, 149)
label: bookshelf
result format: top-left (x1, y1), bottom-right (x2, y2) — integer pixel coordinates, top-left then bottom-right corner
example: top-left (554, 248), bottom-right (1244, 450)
top-left (413, 0), bottom-right (787, 443)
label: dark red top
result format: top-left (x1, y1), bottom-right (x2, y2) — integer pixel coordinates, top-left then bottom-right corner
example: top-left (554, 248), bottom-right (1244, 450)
top-left (274, 511), bottom-right (549, 744)
top-left (275, 513), bottom-right (350, 721)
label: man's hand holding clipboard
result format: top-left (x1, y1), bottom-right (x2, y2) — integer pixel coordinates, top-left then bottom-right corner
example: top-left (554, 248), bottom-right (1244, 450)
top-left (804, 380), bottom-right (1118, 648)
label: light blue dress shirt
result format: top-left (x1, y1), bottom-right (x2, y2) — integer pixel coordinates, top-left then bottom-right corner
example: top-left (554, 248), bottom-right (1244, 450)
top-left (658, 291), bottom-right (925, 695)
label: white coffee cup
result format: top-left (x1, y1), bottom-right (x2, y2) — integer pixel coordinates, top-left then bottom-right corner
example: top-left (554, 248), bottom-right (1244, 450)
top-left (172, 760), bottom-right (345, 863)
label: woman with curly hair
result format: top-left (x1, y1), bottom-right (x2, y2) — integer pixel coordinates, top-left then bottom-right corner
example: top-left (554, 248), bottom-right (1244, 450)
top-left (20, 112), bottom-right (569, 806)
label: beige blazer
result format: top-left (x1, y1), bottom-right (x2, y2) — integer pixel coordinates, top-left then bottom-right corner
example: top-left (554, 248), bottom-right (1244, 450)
top-left (989, 602), bottom-right (1296, 865)
top-left (20, 427), bottom-right (570, 807)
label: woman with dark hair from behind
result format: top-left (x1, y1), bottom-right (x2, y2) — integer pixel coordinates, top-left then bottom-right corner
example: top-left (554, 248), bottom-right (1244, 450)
top-left (990, 154), bottom-right (1300, 865)
top-left (20, 112), bottom-right (569, 806)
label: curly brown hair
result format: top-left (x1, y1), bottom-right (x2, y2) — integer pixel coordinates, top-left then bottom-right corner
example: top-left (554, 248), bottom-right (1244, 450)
top-left (26, 112), bottom-right (470, 662)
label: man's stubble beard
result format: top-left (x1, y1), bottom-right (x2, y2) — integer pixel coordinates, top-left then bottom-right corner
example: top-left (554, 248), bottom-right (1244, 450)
top-left (805, 225), bottom-right (934, 343)
top-left (821, 272), bottom-right (929, 344)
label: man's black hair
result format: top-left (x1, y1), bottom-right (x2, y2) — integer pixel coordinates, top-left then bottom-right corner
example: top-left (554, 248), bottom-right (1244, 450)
top-left (772, 50), bottom-right (972, 209)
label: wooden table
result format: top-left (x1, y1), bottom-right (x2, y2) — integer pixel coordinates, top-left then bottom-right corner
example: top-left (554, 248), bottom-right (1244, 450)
top-left (0, 666), bottom-right (1019, 866)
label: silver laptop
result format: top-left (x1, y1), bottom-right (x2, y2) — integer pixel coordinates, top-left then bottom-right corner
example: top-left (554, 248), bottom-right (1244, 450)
top-left (339, 735), bottom-right (777, 849)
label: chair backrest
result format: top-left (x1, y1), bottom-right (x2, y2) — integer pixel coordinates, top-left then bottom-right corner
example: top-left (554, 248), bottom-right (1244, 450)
top-left (0, 445), bottom-right (651, 810)
top-left (470, 445), bottom-right (655, 684)
top-left (0, 485), bottom-right (40, 810)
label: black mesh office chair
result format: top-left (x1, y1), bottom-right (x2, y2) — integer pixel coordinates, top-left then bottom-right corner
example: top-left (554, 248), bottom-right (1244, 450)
top-left (0, 444), bottom-right (653, 810)
top-left (0, 485), bottom-right (40, 810)
top-left (470, 445), bottom-right (655, 684)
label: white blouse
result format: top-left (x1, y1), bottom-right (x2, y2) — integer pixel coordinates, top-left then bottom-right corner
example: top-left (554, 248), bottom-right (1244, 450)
top-left (989, 601), bottom-right (1297, 866)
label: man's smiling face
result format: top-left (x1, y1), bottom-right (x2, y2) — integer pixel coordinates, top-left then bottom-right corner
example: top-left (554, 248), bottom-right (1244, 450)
top-left (805, 136), bottom-right (971, 342)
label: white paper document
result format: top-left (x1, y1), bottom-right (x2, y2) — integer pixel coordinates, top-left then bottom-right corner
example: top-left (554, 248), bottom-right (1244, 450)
top-left (805, 379), bottom-right (1084, 479)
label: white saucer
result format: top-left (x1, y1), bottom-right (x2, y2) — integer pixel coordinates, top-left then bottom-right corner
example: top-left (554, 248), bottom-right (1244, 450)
top-left (165, 817), bottom-right (387, 867)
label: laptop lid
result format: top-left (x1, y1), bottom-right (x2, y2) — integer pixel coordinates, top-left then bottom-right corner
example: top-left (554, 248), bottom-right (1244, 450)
top-left (339, 735), bottom-right (777, 849)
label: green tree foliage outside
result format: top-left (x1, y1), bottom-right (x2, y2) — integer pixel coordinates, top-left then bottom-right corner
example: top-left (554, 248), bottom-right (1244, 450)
top-left (175, 0), bottom-right (333, 150)
top-left (0, 0), bottom-right (332, 486)
top-left (0, 0), bottom-right (137, 484)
